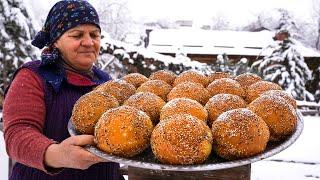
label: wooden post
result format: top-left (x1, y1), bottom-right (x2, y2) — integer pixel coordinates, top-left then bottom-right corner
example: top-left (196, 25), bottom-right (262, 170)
top-left (127, 164), bottom-right (251, 180)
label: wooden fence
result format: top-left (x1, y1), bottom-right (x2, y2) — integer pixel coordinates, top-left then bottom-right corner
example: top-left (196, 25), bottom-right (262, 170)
top-left (296, 101), bottom-right (320, 116)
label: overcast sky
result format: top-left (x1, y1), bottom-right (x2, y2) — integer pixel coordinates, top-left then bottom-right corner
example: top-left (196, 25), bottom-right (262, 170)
top-left (33, 0), bottom-right (316, 28)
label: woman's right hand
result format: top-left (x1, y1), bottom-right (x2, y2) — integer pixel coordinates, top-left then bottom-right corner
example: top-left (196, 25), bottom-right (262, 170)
top-left (44, 135), bottom-right (107, 170)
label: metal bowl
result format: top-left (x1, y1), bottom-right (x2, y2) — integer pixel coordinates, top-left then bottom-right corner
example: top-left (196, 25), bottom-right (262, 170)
top-left (68, 111), bottom-right (303, 171)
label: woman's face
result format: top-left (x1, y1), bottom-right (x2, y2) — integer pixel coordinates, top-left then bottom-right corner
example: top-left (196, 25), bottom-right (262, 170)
top-left (54, 24), bottom-right (101, 71)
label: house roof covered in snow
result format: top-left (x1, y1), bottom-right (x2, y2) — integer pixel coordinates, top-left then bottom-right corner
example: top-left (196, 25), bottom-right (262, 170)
top-left (146, 28), bottom-right (320, 57)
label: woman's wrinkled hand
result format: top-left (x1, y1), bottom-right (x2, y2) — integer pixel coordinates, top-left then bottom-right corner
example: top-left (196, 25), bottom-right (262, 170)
top-left (44, 135), bottom-right (107, 170)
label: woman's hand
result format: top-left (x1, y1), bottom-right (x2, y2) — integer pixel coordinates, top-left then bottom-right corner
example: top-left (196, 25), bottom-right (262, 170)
top-left (44, 135), bottom-right (107, 170)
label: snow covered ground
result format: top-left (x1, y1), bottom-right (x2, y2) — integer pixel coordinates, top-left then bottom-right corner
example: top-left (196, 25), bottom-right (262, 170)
top-left (0, 115), bottom-right (319, 180)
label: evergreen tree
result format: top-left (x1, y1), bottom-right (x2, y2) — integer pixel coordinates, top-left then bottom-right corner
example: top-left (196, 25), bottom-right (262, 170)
top-left (307, 66), bottom-right (320, 102)
top-left (0, 0), bottom-right (37, 96)
top-left (252, 37), bottom-right (314, 101)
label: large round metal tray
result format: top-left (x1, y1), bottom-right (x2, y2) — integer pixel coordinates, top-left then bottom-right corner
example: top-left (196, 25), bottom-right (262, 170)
top-left (68, 111), bottom-right (303, 171)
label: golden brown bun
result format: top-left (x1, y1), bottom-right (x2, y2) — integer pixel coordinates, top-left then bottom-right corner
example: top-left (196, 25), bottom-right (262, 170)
top-left (260, 90), bottom-right (297, 109)
top-left (94, 79), bottom-right (136, 104)
top-left (246, 81), bottom-right (282, 103)
top-left (124, 92), bottom-right (166, 124)
top-left (234, 73), bottom-right (262, 89)
top-left (71, 91), bottom-right (119, 134)
top-left (160, 98), bottom-right (208, 123)
top-left (137, 80), bottom-right (172, 101)
top-left (151, 114), bottom-right (213, 165)
top-left (95, 106), bottom-right (153, 157)
top-left (207, 72), bottom-right (232, 84)
top-left (248, 95), bottom-right (297, 141)
top-left (173, 70), bottom-right (209, 87)
top-left (206, 78), bottom-right (245, 98)
top-left (122, 73), bottom-right (148, 88)
top-left (211, 108), bottom-right (270, 160)
top-left (205, 94), bottom-right (247, 127)
top-left (167, 82), bottom-right (210, 105)
top-left (149, 70), bottom-right (177, 85)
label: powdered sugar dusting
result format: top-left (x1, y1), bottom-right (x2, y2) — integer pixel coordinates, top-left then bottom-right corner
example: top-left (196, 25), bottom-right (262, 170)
top-left (207, 78), bottom-right (245, 98)
top-left (124, 92), bottom-right (165, 124)
top-left (167, 81), bottom-right (210, 105)
top-left (94, 79), bottom-right (136, 104)
top-left (207, 72), bottom-right (232, 84)
top-left (151, 113), bottom-right (212, 165)
top-left (149, 70), bottom-right (177, 85)
top-left (122, 73), bottom-right (149, 88)
top-left (205, 93), bottom-right (247, 127)
top-left (212, 108), bottom-right (269, 160)
top-left (137, 80), bottom-right (172, 101)
top-left (160, 97), bottom-right (208, 122)
top-left (173, 70), bottom-right (209, 87)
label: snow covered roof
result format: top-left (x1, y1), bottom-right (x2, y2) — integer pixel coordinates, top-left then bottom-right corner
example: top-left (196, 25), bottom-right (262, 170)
top-left (147, 28), bottom-right (320, 57)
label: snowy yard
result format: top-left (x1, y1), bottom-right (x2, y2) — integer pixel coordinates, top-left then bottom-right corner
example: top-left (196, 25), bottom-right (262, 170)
top-left (0, 115), bottom-right (319, 180)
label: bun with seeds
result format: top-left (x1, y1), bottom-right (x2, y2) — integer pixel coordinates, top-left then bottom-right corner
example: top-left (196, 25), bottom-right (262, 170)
top-left (173, 70), bottom-right (209, 87)
top-left (248, 95), bottom-right (297, 141)
top-left (207, 72), bottom-right (232, 84)
top-left (71, 91), bottom-right (119, 134)
top-left (207, 78), bottom-right (245, 98)
top-left (137, 80), bottom-right (172, 101)
top-left (245, 80), bottom-right (282, 103)
top-left (260, 90), bottom-right (297, 109)
top-left (167, 82), bottom-right (210, 105)
top-left (94, 79), bottom-right (136, 104)
top-left (124, 92), bottom-right (166, 124)
top-left (95, 105), bottom-right (153, 157)
top-left (234, 72), bottom-right (262, 89)
top-left (160, 98), bottom-right (208, 123)
top-left (149, 70), bottom-right (177, 85)
top-left (151, 114), bottom-right (213, 165)
top-left (205, 94), bottom-right (247, 127)
top-left (122, 73), bottom-right (148, 88)
top-left (211, 108), bottom-right (270, 160)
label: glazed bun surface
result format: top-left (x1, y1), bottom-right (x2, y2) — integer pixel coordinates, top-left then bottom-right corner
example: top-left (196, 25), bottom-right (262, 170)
top-left (95, 106), bottom-right (153, 157)
top-left (151, 114), bottom-right (213, 165)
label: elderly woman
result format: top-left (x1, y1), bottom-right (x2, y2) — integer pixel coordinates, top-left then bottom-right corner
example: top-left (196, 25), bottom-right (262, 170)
top-left (3, 0), bottom-right (123, 179)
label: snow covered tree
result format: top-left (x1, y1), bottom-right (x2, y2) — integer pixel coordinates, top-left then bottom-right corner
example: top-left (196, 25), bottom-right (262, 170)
top-left (213, 53), bottom-right (235, 75)
top-left (235, 57), bottom-right (250, 75)
top-left (0, 0), bottom-right (37, 97)
top-left (95, 0), bottom-right (133, 41)
top-left (252, 37), bottom-right (314, 101)
top-left (307, 66), bottom-right (320, 102)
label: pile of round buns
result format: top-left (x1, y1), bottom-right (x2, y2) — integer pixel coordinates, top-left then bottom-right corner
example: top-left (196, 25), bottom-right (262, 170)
top-left (71, 70), bottom-right (298, 164)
